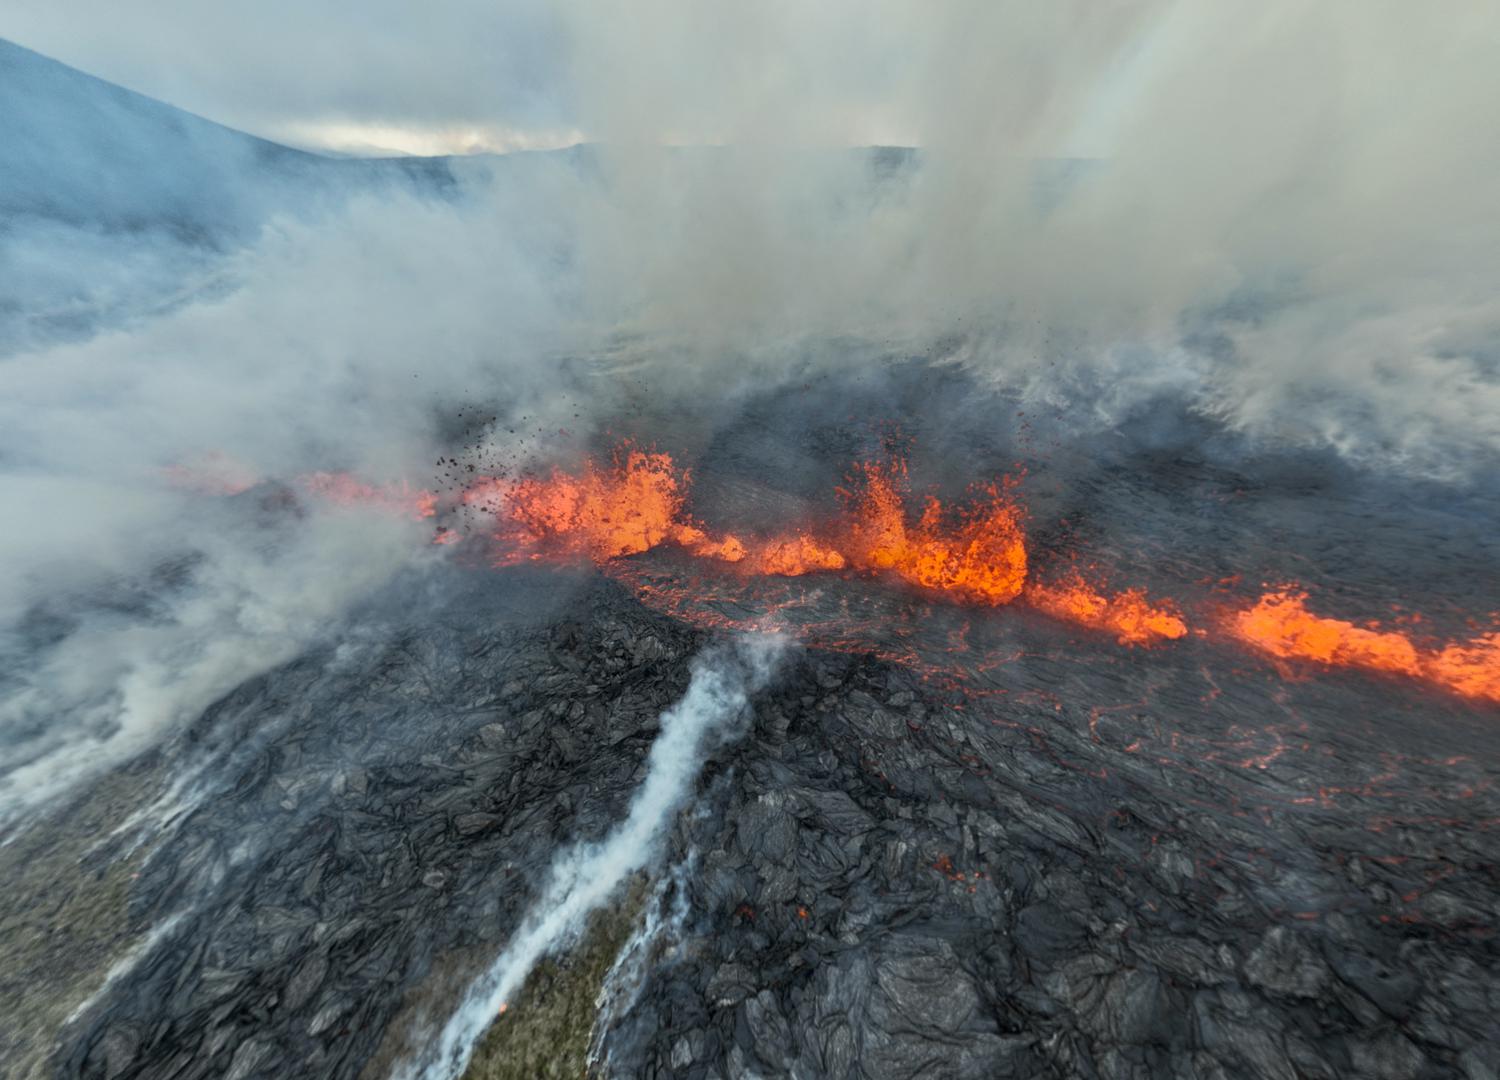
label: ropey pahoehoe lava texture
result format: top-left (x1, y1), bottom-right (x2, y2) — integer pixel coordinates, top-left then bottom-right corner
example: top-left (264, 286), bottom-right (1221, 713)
top-left (24, 561), bottom-right (1500, 1080)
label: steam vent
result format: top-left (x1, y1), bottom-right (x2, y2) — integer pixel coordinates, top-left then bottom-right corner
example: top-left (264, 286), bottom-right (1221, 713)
top-left (3, 9), bottom-right (1499, 1080)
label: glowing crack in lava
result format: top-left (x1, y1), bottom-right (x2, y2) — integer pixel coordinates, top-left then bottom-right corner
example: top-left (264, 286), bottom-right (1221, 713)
top-left (167, 442), bottom-right (1500, 704)
top-left (474, 445), bottom-right (1179, 641)
top-left (1026, 574), bottom-right (1188, 646)
top-left (1230, 590), bottom-right (1500, 703)
top-left (840, 459), bottom-right (1028, 605)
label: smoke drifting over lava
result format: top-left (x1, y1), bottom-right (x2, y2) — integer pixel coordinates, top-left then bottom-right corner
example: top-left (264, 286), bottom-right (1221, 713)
top-left (3, 7), bottom-right (1500, 1078)
top-left (3, 26), bottom-right (1497, 598)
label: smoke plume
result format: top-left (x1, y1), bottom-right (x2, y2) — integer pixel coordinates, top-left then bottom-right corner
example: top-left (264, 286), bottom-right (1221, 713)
top-left (407, 633), bottom-right (786, 1080)
top-left (3, 2), bottom-right (1499, 822)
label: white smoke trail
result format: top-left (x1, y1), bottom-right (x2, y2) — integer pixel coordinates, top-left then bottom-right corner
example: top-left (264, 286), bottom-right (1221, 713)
top-left (63, 911), bottom-right (186, 1028)
top-left (409, 632), bottom-right (786, 1080)
top-left (0, 504), bottom-right (428, 828)
top-left (587, 846), bottom-right (701, 1074)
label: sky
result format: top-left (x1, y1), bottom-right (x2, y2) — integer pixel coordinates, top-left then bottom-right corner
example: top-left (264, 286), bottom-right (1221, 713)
top-left (4, 0), bottom-right (576, 153)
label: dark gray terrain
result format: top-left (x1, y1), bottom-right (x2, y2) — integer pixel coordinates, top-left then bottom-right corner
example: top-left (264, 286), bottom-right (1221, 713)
top-left (15, 543), bottom-right (1495, 1080)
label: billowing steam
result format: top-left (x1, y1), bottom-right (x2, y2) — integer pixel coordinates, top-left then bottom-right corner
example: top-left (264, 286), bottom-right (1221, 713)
top-left (406, 633), bottom-right (786, 1080)
top-left (0, 176), bottom-right (585, 823)
top-left (554, 1), bottom-right (1500, 473)
top-left (4, 2), bottom-right (1500, 823)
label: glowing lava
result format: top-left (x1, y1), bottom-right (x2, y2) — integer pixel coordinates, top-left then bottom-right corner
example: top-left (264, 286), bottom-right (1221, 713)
top-left (165, 441), bottom-right (1500, 705)
top-left (470, 446), bottom-right (1177, 645)
top-left (1027, 574), bottom-right (1188, 646)
top-left (841, 459), bottom-right (1029, 606)
top-left (1231, 591), bottom-right (1420, 674)
top-left (501, 448), bottom-right (686, 560)
top-left (1231, 590), bottom-right (1500, 703)
top-left (477, 447), bottom-right (1029, 606)
top-left (1427, 634), bottom-right (1500, 703)
top-left (746, 534), bottom-right (848, 576)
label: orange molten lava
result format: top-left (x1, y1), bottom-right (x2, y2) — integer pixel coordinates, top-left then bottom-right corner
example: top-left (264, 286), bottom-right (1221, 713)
top-left (468, 447), bottom-right (1201, 649)
top-left (672, 524), bottom-right (748, 563)
top-left (746, 534), bottom-right (848, 576)
top-left (1427, 634), bottom-right (1500, 703)
top-left (503, 448), bottom-right (685, 560)
top-left (1231, 590), bottom-right (1500, 703)
top-left (672, 528), bottom-right (847, 574)
top-left (171, 441), bottom-right (1500, 703)
top-left (480, 450), bottom-right (849, 576)
top-left (1232, 591), bottom-right (1422, 675)
top-left (841, 459), bottom-right (1028, 605)
top-left (1027, 574), bottom-right (1188, 645)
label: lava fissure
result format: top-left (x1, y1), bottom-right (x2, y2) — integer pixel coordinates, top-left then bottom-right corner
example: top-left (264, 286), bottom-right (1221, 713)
top-left (1229, 590), bottom-right (1500, 704)
top-left (171, 442), bottom-right (1500, 704)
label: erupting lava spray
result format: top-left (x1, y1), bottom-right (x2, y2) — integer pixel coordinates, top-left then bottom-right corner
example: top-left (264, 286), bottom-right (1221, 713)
top-left (465, 443), bottom-right (1183, 643)
top-left (468, 444), bottom-right (1497, 702)
top-left (1229, 590), bottom-right (1500, 704)
top-left (169, 439), bottom-right (1500, 705)
top-left (489, 446), bottom-right (848, 575)
top-left (840, 459), bottom-right (1028, 605)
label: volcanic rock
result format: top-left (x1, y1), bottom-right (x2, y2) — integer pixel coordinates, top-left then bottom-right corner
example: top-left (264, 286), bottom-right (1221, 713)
top-left (10, 566), bottom-right (1495, 1080)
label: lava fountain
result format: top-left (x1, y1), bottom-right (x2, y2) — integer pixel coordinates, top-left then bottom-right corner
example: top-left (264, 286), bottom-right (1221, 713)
top-left (169, 438), bottom-right (1500, 704)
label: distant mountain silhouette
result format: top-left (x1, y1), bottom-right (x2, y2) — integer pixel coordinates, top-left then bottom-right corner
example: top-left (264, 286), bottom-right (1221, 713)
top-left (0, 37), bottom-right (457, 239)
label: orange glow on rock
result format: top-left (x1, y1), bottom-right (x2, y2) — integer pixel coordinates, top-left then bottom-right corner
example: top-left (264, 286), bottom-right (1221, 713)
top-left (1027, 574), bottom-right (1188, 645)
top-left (1231, 591), bottom-right (1422, 676)
top-left (842, 459), bottom-right (1028, 605)
top-left (1231, 590), bottom-right (1500, 703)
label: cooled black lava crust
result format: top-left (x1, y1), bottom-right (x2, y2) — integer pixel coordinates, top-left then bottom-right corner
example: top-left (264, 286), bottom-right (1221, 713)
top-left (47, 563), bottom-right (1500, 1080)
